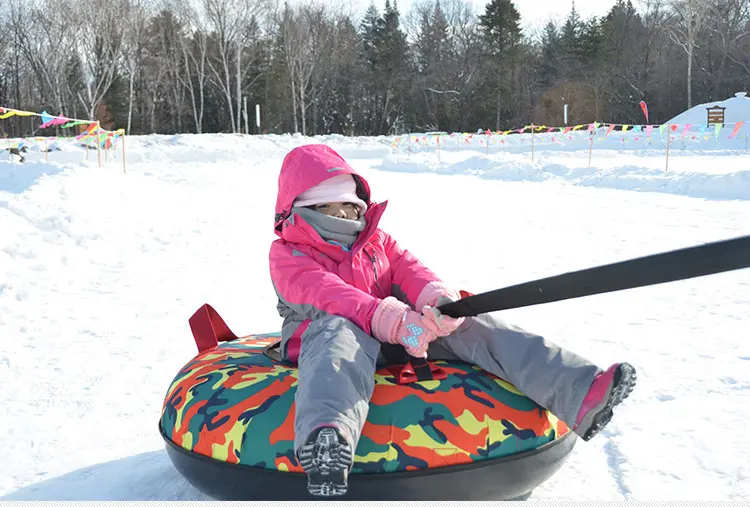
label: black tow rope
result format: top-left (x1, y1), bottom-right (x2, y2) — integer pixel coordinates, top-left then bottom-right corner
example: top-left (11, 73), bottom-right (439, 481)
top-left (437, 235), bottom-right (750, 319)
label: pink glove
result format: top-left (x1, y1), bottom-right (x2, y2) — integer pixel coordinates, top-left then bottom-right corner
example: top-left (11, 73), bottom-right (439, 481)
top-left (372, 297), bottom-right (438, 358)
top-left (422, 295), bottom-right (465, 337)
top-left (416, 283), bottom-right (465, 337)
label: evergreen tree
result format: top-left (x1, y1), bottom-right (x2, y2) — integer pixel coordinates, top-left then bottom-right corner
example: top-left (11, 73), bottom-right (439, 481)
top-left (360, 3), bottom-right (380, 69)
top-left (320, 16), bottom-right (366, 135)
top-left (478, 0), bottom-right (522, 129)
top-left (559, 1), bottom-right (584, 76)
top-left (601, 0), bottom-right (649, 122)
top-left (369, 0), bottom-right (412, 134)
top-left (479, 0), bottom-right (521, 56)
top-left (414, 0), bottom-right (454, 130)
top-left (539, 22), bottom-right (561, 90)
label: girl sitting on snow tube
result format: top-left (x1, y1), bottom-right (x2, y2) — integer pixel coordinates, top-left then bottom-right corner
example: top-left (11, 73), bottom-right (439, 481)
top-left (269, 144), bottom-right (638, 497)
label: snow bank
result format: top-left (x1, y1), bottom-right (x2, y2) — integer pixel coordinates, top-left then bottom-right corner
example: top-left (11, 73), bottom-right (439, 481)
top-left (378, 150), bottom-right (750, 201)
top-left (4, 132), bottom-right (750, 201)
top-left (668, 92), bottom-right (750, 126)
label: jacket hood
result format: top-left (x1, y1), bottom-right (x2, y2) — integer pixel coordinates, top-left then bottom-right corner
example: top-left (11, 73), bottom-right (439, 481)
top-left (274, 144), bottom-right (372, 234)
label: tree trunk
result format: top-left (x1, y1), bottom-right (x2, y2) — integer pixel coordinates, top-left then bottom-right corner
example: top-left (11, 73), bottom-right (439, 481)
top-left (127, 68), bottom-right (135, 134)
top-left (299, 78), bottom-right (307, 135)
top-left (290, 71), bottom-right (299, 133)
top-left (495, 88), bottom-right (501, 131)
top-left (236, 40), bottom-right (242, 133)
top-left (687, 43), bottom-right (693, 109)
top-left (198, 51), bottom-right (206, 134)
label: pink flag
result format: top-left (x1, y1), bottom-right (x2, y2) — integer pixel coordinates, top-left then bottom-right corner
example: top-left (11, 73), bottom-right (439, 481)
top-left (731, 122), bottom-right (745, 138)
top-left (39, 116), bottom-right (72, 129)
top-left (639, 101), bottom-right (649, 123)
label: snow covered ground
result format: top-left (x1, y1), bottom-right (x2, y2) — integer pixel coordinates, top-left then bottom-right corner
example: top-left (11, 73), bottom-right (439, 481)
top-left (1, 132), bottom-right (749, 500)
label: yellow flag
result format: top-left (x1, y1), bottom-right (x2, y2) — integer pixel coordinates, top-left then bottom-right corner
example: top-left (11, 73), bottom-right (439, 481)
top-left (0, 109), bottom-right (36, 119)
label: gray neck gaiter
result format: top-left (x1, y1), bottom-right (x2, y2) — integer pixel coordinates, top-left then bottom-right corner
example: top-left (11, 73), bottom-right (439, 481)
top-left (292, 206), bottom-right (367, 247)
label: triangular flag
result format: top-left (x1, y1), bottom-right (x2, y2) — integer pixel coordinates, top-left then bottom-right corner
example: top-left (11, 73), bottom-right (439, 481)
top-left (731, 122), bottom-right (745, 138)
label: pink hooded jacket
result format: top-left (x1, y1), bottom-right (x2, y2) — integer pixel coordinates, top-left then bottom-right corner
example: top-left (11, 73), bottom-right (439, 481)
top-left (270, 144), bottom-right (452, 363)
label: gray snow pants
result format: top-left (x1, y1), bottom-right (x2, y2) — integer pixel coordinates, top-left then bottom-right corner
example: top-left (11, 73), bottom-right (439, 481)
top-left (289, 313), bottom-right (601, 451)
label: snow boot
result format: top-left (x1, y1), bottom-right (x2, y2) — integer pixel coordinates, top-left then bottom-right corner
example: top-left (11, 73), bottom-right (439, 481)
top-left (573, 362), bottom-right (637, 441)
top-left (297, 426), bottom-right (353, 497)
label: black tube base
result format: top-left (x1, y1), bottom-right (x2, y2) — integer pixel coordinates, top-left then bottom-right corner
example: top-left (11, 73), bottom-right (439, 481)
top-left (161, 423), bottom-right (577, 501)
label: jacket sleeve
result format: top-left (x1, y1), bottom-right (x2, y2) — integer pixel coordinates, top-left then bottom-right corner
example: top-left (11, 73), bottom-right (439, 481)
top-left (269, 241), bottom-right (381, 335)
top-left (380, 231), bottom-right (456, 309)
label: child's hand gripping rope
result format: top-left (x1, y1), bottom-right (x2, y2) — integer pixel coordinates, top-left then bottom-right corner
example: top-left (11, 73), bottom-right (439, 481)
top-left (372, 297), bottom-right (438, 358)
top-left (421, 295), bottom-right (465, 337)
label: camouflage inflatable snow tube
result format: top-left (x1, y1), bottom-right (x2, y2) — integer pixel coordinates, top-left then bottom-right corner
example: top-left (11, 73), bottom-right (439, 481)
top-left (159, 334), bottom-right (576, 500)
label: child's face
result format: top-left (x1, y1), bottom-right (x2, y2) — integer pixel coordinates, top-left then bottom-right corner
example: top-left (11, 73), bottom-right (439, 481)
top-left (312, 202), bottom-right (361, 220)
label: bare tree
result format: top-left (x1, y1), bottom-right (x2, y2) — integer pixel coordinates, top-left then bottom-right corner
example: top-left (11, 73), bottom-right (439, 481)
top-left (669, 0), bottom-right (716, 108)
top-left (443, 0), bottom-right (484, 129)
top-left (71, 0), bottom-right (127, 119)
top-left (9, 0), bottom-right (80, 119)
top-left (278, 3), bottom-right (334, 135)
top-left (638, 0), bottom-right (672, 96)
top-left (152, 9), bottom-right (188, 132)
top-left (702, 0), bottom-right (750, 85)
top-left (140, 31), bottom-right (169, 133)
top-left (5, 1), bottom-right (28, 135)
top-left (278, 4), bottom-right (304, 134)
top-left (299, 4), bottom-right (336, 135)
top-left (122, 0), bottom-right (152, 134)
top-left (0, 3), bottom-right (13, 134)
top-left (173, 0), bottom-right (210, 133)
top-left (202, 0), bottom-right (268, 133)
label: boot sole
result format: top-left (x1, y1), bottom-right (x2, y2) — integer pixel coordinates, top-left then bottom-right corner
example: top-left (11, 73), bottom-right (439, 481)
top-left (580, 363), bottom-right (637, 442)
top-left (298, 427), bottom-right (352, 497)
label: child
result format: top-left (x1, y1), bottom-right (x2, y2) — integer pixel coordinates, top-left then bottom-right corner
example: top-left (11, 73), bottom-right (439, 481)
top-left (270, 144), bottom-right (637, 497)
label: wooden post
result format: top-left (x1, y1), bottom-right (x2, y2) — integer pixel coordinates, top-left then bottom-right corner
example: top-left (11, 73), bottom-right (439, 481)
top-left (665, 123), bottom-right (672, 172)
top-left (243, 96), bottom-right (249, 135)
top-left (96, 122), bottom-right (102, 168)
